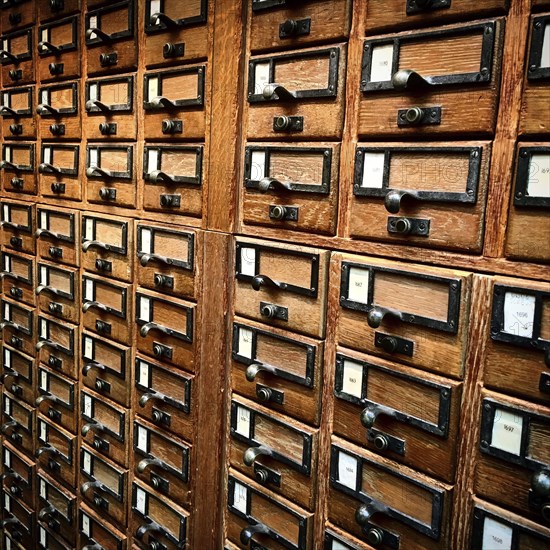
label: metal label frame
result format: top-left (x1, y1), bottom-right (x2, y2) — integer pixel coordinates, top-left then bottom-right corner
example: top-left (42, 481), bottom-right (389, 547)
top-left (330, 444), bottom-right (444, 540)
top-left (513, 146), bottom-right (550, 208)
top-left (143, 66), bottom-right (206, 109)
top-left (41, 144), bottom-right (79, 175)
top-left (37, 262), bottom-right (75, 300)
top-left (244, 145), bottom-right (332, 195)
top-left (231, 322), bottom-right (316, 388)
top-left (38, 15), bottom-right (78, 57)
top-left (527, 15), bottom-right (550, 81)
top-left (227, 474), bottom-right (308, 550)
top-left (38, 209), bottom-right (75, 243)
top-left (86, 76), bottom-right (134, 113)
top-left (1, 87), bottom-right (33, 117)
top-left (2, 143), bottom-right (34, 172)
top-left (2, 299), bottom-right (33, 335)
top-left (2, 202), bottom-right (32, 233)
top-left (4, 397), bottom-right (32, 433)
top-left (86, 145), bottom-right (133, 179)
top-left (137, 224), bottom-right (195, 270)
top-left (81, 216), bottom-right (128, 255)
top-left (38, 417), bottom-right (73, 465)
top-left (81, 390), bottom-right (125, 442)
top-left (80, 449), bottom-right (125, 502)
top-left (38, 82), bottom-right (78, 116)
top-left (82, 276), bottom-right (128, 319)
top-left (230, 400), bottom-right (313, 475)
top-left (82, 333), bottom-right (127, 380)
top-left (3, 346), bottom-right (33, 384)
top-left (340, 262), bottom-right (461, 334)
top-left (480, 397), bottom-right (550, 471)
top-left (251, 0), bottom-right (291, 11)
top-left (361, 21), bottom-right (496, 93)
top-left (144, 0), bottom-right (208, 33)
top-left (235, 242), bottom-right (320, 298)
top-left (143, 145), bottom-right (203, 185)
top-left (37, 473), bottom-right (74, 524)
top-left (0, 28), bottom-right (33, 65)
top-left (37, 315), bottom-right (75, 356)
top-left (490, 284), bottom-right (550, 354)
top-left (334, 353), bottom-right (452, 438)
top-left (85, 0), bottom-right (135, 46)
top-left (353, 146), bottom-right (482, 202)
top-left (2, 251), bottom-right (33, 285)
top-left (37, 366), bottom-right (75, 410)
top-left (248, 47), bottom-right (339, 103)
top-left (134, 357), bottom-right (192, 413)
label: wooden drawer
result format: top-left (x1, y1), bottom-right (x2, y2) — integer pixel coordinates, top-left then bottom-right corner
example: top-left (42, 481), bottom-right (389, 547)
top-left (36, 365), bottom-right (77, 434)
top-left (333, 348), bottom-right (462, 483)
top-left (136, 222), bottom-right (199, 299)
top-left (36, 314), bottom-right (78, 380)
top-left (1, 142), bottom-right (36, 196)
top-left (0, 86), bottom-right (36, 139)
top-left (81, 332), bottom-right (131, 408)
top-left (84, 75), bottom-right (136, 140)
top-left (505, 144), bottom-right (550, 262)
top-left (475, 390), bottom-right (550, 525)
top-left (336, 253), bottom-right (472, 379)
top-left (86, 143), bottom-right (137, 209)
top-left (1, 392), bottom-right (34, 457)
top-left (1, 346), bottom-right (36, 407)
top-left (329, 438), bottom-right (453, 549)
top-left (79, 504), bottom-right (128, 550)
top-left (230, 396), bottom-right (319, 511)
top-left (485, 277), bottom-right (550, 404)
top-left (1, 250), bottom-right (35, 306)
top-left (143, 65), bottom-right (208, 140)
top-left (324, 524), bottom-right (373, 549)
top-left (38, 0), bottom-right (81, 21)
top-left (358, 19), bottom-right (504, 137)
top-left (80, 445), bottom-right (128, 527)
top-left (1, 489), bottom-right (34, 550)
top-left (365, 0), bottom-right (508, 34)
top-left (0, 28), bottom-right (34, 87)
top-left (36, 207), bottom-right (78, 266)
top-left (36, 262), bottom-right (79, 323)
top-left (1, 441), bottom-right (35, 510)
top-left (81, 389), bottom-right (130, 468)
top-left (134, 355), bottom-right (194, 442)
top-left (1, 298), bottom-right (35, 357)
top-left (142, 144), bottom-right (204, 216)
top-left (81, 213), bottom-right (134, 282)
top-left (85, 0), bottom-right (137, 75)
top-left (131, 480), bottom-right (191, 550)
top-left (37, 16), bottom-right (80, 82)
top-left (143, 0), bottom-right (210, 67)
top-left (1, 200), bottom-right (34, 255)
top-left (350, 141), bottom-right (491, 252)
top-left (1, 0), bottom-right (35, 31)
top-left (38, 523), bottom-right (74, 550)
top-left (227, 469), bottom-right (313, 549)
top-left (246, 44), bottom-right (346, 140)
top-left (38, 142), bottom-right (81, 201)
top-left (37, 82), bottom-right (80, 140)
top-left (136, 288), bottom-right (196, 370)
top-left (234, 238), bottom-right (330, 338)
top-left (37, 471), bottom-right (77, 547)
top-left (133, 417), bottom-right (192, 508)
top-left (82, 273), bottom-right (133, 345)
top-left (231, 319), bottom-right (324, 426)
top-left (520, 14), bottom-right (550, 135)
top-left (242, 142), bottom-right (340, 235)
top-left (249, 0), bottom-right (352, 52)
top-left (469, 498), bottom-right (550, 549)
top-left (36, 414), bottom-right (77, 490)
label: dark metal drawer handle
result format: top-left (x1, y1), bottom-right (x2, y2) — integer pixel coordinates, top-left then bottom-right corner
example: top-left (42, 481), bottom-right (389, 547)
top-left (367, 306), bottom-right (404, 329)
top-left (39, 162), bottom-right (61, 174)
top-left (36, 228), bottom-right (63, 240)
top-left (137, 457), bottom-right (167, 474)
top-left (38, 41), bottom-right (61, 54)
top-left (36, 340), bottom-right (63, 352)
top-left (81, 481), bottom-right (107, 496)
top-left (136, 521), bottom-right (166, 540)
top-left (258, 178), bottom-right (292, 193)
top-left (82, 361), bottom-right (106, 376)
top-left (356, 500), bottom-right (390, 526)
top-left (262, 83), bottom-right (297, 101)
top-left (82, 421), bottom-right (105, 436)
top-left (392, 69), bottom-right (435, 91)
top-left (36, 445), bottom-right (59, 458)
top-left (1, 221), bottom-right (26, 231)
top-left (243, 446), bottom-right (273, 467)
top-left (83, 301), bottom-right (108, 313)
top-left (245, 362), bottom-right (276, 382)
top-left (0, 50), bottom-right (18, 62)
top-left (0, 106), bottom-right (17, 116)
top-left (240, 523), bottom-right (270, 546)
top-left (38, 506), bottom-right (57, 522)
top-left (82, 240), bottom-right (109, 252)
top-left (138, 390), bottom-right (169, 407)
top-left (36, 285), bottom-right (62, 296)
top-left (85, 28), bottom-right (113, 43)
top-left (86, 166), bottom-right (113, 178)
top-left (251, 274), bottom-right (287, 292)
top-left (83, 545), bottom-right (103, 550)
top-left (0, 471), bottom-right (22, 483)
top-left (0, 518), bottom-right (19, 528)
top-left (140, 322), bottom-right (171, 338)
top-left (37, 104), bottom-right (59, 116)
top-left (85, 99), bottom-right (111, 113)
top-left (0, 321), bottom-right (23, 332)
top-left (360, 403), bottom-right (398, 430)
top-left (36, 393), bottom-right (61, 406)
top-left (150, 11), bottom-right (180, 29)
top-left (150, 96), bottom-right (177, 109)
top-left (146, 169), bottom-right (176, 184)
top-left (0, 161), bottom-right (17, 170)
top-left (384, 190), bottom-right (422, 214)
top-left (1, 371), bottom-right (19, 383)
top-left (140, 253), bottom-right (174, 267)
top-left (1, 421), bottom-right (18, 435)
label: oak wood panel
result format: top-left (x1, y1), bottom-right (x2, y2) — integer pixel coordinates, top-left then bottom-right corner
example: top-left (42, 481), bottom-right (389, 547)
top-left (36, 262), bottom-right (80, 324)
top-left (78, 503), bottom-right (128, 550)
top-left (1, 345), bottom-right (36, 407)
top-left (1, 440), bottom-right (36, 510)
top-left (0, 0), bottom-right (35, 31)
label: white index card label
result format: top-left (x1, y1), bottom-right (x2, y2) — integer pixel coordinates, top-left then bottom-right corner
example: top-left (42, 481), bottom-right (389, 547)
top-left (528, 153), bottom-right (550, 198)
top-left (254, 63), bottom-right (271, 95)
top-left (347, 267), bottom-right (370, 304)
top-left (370, 44), bottom-right (394, 83)
top-left (240, 247), bottom-right (256, 277)
top-left (238, 327), bottom-right (253, 359)
top-left (362, 152), bottom-right (386, 189)
top-left (140, 229), bottom-right (152, 254)
top-left (250, 151), bottom-right (266, 180)
top-left (341, 360), bottom-right (363, 399)
top-left (338, 451), bottom-right (358, 490)
top-left (135, 487), bottom-right (147, 514)
top-left (491, 407), bottom-right (524, 456)
top-left (233, 481), bottom-right (248, 514)
top-left (235, 406), bottom-right (251, 438)
top-left (503, 292), bottom-right (536, 339)
top-left (481, 517), bottom-right (513, 550)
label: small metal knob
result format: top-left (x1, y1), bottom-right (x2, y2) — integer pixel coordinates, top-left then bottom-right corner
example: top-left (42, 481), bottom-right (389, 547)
top-left (405, 107), bottom-right (424, 125)
top-left (9, 70), bottom-right (21, 82)
top-left (99, 187), bottom-right (112, 200)
top-left (270, 205), bottom-right (286, 220)
top-left (10, 178), bottom-right (23, 189)
top-left (9, 124), bottom-right (22, 135)
top-left (49, 247), bottom-right (62, 258)
top-left (373, 434), bottom-right (389, 451)
top-left (367, 527), bottom-right (384, 547)
top-left (260, 304), bottom-right (277, 318)
top-left (532, 470), bottom-right (550, 497)
top-left (153, 344), bottom-right (163, 357)
top-left (394, 218), bottom-right (412, 235)
top-left (49, 124), bottom-right (64, 136)
top-left (274, 115), bottom-right (291, 130)
top-left (152, 410), bottom-right (163, 423)
top-left (151, 477), bottom-right (160, 489)
top-left (10, 485), bottom-right (21, 496)
top-left (255, 469), bottom-right (269, 484)
top-left (160, 194), bottom-right (173, 207)
top-left (257, 387), bottom-right (272, 402)
top-left (281, 19), bottom-right (298, 35)
top-left (95, 380), bottom-right (106, 392)
top-left (99, 53), bottom-right (115, 66)
top-left (93, 439), bottom-right (102, 451)
top-left (380, 336), bottom-right (397, 353)
top-left (542, 503), bottom-right (550, 522)
top-left (154, 274), bottom-right (169, 288)
top-left (50, 0), bottom-right (64, 11)
top-left (162, 120), bottom-right (176, 134)
top-left (95, 259), bottom-right (110, 271)
top-left (163, 42), bottom-right (176, 57)
top-left (150, 541), bottom-right (161, 550)
top-left (49, 62), bottom-right (63, 75)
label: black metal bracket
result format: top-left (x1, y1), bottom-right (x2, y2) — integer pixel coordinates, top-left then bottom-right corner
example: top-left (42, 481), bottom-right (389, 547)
top-left (259, 301), bottom-right (288, 321)
top-left (513, 147), bottom-right (550, 208)
top-left (273, 115), bottom-right (303, 132)
top-left (387, 216), bottom-right (430, 236)
top-left (279, 18), bottom-right (311, 39)
top-left (528, 15), bottom-right (550, 81)
top-left (253, 462), bottom-right (281, 488)
top-left (256, 383), bottom-right (284, 405)
top-left (397, 106), bottom-right (442, 127)
top-left (163, 42), bottom-right (184, 59)
top-left (367, 428), bottom-right (405, 456)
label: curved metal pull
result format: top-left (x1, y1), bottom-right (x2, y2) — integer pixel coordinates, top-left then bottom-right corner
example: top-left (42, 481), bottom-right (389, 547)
top-left (0, 471), bottom-right (20, 482)
top-left (35, 285), bottom-right (61, 296)
top-left (36, 104), bottom-right (59, 116)
top-left (82, 361), bottom-right (106, 376)
top-left (138, 391), bottom-right (167, 407)
top-left (36, 340), bottom-right (62, 352)
top-left (85, 99), bottom-right (111, 113)
top-left (150, 96), bottom-right (177, 109)
top-left (262, 83), bottom-right (296, 101)
top-left (251, 274), bottom-right (286, 292)
top-left (137, 457), bottom-right (167, 474)
top-left (0, 320), bottom-right (22, 331)
top-left (86, 166), bottom-right (113, 178)
top-left (257, 177), bottom-right (292, 193)
top-left (81, 480), bottom-right (106, 496)
top-left (146, 169), bottom-right (175, 184)
top-left (367, 306), bottom-right (404, 329)
top-left (38, 506), bottom-right (57, 521)
top-left (140, 322), bottom-right (170, 338)
top-left (384, 190), bottom-right (422, 214)
top-left (532, 470), bottom-right (550, 497)
top-left (240, 523), bottom-right (270, 546)
top-left (391, 69), bottom-right (435, 91)
top-left (1, 371), bottom-right (18, 383)
top-left (0, 160), bottom-right (17, 170)
top-left (82, 422), bottom-right (104, 436)
top-left (243, 445), bottom-right (273, 467)
top-left (36, 445), bottom-right (57, 458)
top-left (35, 228), bottom-right (63, 240)
top-left (1, 221), bottom-right (24, 231)
top-left (38, 41), bottom-right (61, 54)
top-left (82, 301), bottom-right (108, 314)
top-left (136, 521), bottom-right (165, 540)
top-left (82, 240), bottom-right (109, 252)
top-left (86, 28), bottom-right (112, 43)
top-left (36, 393), bottom-right (60, 406)
top-left (0, 517), bottom-right (18, 528)
top-left (360, 403), bottom-right (398, 429)
top-left (0, 106), bottom-right (16, 116)
top-left (150, 11), bottom-right (180, 29)
top-left (0, 50), bottom-right (18, 62)
top-left (39, 162), bottom-right (60, 174)
top-left (355, 500), bottom-right (390, 526)
top-left (139, 253), bottom-right (173, 267)
top-left (83, 545), bottom-right (103, 550)
top-left (1, 421), bottom-right (18, 435)
top-left (245, 362), bottom-right (277, 382)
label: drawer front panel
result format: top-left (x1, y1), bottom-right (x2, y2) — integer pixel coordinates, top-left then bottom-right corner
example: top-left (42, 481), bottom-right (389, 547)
top-left (1, 0), bottom-right (35, 31)
top-left (0, 86), bottom-right (35, 139)
top-left (1, 491), bottom-right (34, 549)
top-left (39, 143), bottom-right (81, 201)
top-left (1, 142), bottom-right (36, 195)
top-left (2, 346), bottom-right (35, 407)
top-left (1, 441), bottom-right (35, 509)
top-left (0, 28), bottom-right (34, 86)
top-left (37, 82), bottom-right (80, 139)
top-left (1, 250), bottom-right (35, 306)
top-left (79, 505), bottom-right (128, 550)
top-left (1, 200), bottom-right (35, 254)
top-left (38, 0), bottom-right (81, 22)
top-left (2, 298), bottom-right (35, 356)
top-left (36, 366), bottom-right (77, 433)
top-left (37, 262), bottom-right (79, 323)
top-left (37, 207), bottom-right (78, 266)
top-left (37, 314), bottom-right (78, 379)
top-left (2, 393), bottom-right (34, 456)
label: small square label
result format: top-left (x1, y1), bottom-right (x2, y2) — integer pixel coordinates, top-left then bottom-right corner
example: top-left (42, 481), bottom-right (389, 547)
top-left (338, 451), bottom-right (358, 490)
top-left (503, 292), bottom-right (536, 339)
top-left (491, 407), bottom-right (524, 456)
top-left (370, 44), bottom-right (394, 83)
top-left (341, 360), bottom-right (363, 399)
top-left (347, 267), bottom-right (370, 304)
top-left (527, 153), bottom-right (550, 198)
top-left (240, 247), bottom-right (256, 277)
top-left (481, 517), bottom-right (513, 550)
top-left (362, 152), bottom-right (386, 189)
top-left (235, 406), bottom-right (251, 438)
top-left (238, 327), bottom-right (254, 359)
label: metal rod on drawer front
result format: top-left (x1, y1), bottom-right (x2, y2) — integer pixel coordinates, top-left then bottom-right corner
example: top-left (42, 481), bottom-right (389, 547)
top-left (150, 96), bottom-right (177, 109)
top-left (0, 50), bottom-right (18, 62)
top-left (85, 28), bottom-right (112, 43)
top-left (36, 340), bottom-right (62, 352)
top-left (391, 69), bottom-right (436, 90)
top-left (384, 190), bottom-right (422, 214)
top-left (0, 321), bottom-right (23, 332)
top-left (86, 166), bottom-right (113, 178)
top-left (137, 457), bottom-right (167, 474)
top-left (0, 518), bottom-right (19, 528)
top-left (82, 301), bottom-right (108, 313)
top-left (0, 106), bottom-right (16, 116)
top-left (150, 11), bottom-right (180, 28)
top-left (262, 83), bottom-right (297, 101)
top-left (138, 390), bottom-right (168, 407)
top-left (36, 445), bottom-right (57, 458)
top-left (0, 471), bottom-right (20, 483)
top-left (251, 274), bottom-right (287, 291)
top-left (136, 521), bottom-right (166, 540)
top-left (83, 545), bottom-right (103, 550)
top-left (258, 177), bottom-right (292, 193)
top-left (36, 394), bottom-right (61, 406)
top-left (80, 480), bottom-right (107, 496)
top-left (36, 104), bottom-right (59, 116)
top-left (35, 228), bottom-right (62, 239)
top-left (1, 221), bottom-right (25, 231)
top-left (35, 285), bottom-right (61, 296)
top-left (1, 371), bottom-right (18, 383)
top-left (82, 240), bottom-right (109, 252)
top-left (367, 306), bottom-right (404, 329)
top-left (38, 41), bottom-right (61, 54)
top-left (140, 253), bottom-right (173, 267)
top-left (360, 403), bottom-right (398, 429)
top-left (0, 161), bottom-right (17, 170)
top-left (85, 99), bottom-right (111, 112)
top-left (82, 421), bottom-right (105, 436)
top-left (82, 362), bottom-right (106, 376)
top-left (245, 362), bottom-right (277, 382)
top-left (0, 422), bottom-right (18, 435)
top-left (355, 500), bottom-right (390, 526)
top-left (140, 322), bottom-right (171, 338)
top-left (240, 523), bottom-right (270, 545)
top-left (38, 506), bottom-right (57, 521)
top-left (243, 445), bottom-right (273, 466)
top-left (39, 162), bottom-right (61, 174)
top-left (146, 169), bottom-right (175, 184)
